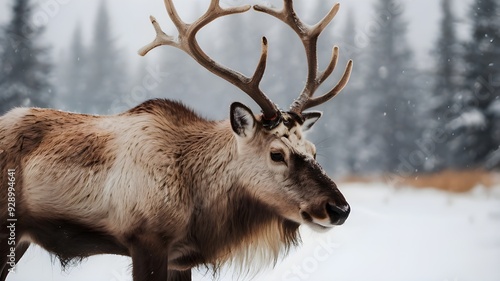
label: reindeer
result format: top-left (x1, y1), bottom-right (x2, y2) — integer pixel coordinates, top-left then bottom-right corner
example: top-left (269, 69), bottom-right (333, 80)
top-left (0, 0), bottom-right (353, 280)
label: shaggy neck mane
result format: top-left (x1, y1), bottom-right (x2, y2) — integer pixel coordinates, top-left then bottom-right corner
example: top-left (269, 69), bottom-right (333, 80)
top-left (191, 188), bottom-right (301, 273)
top-left (179, 119), bottom-right (301, 273)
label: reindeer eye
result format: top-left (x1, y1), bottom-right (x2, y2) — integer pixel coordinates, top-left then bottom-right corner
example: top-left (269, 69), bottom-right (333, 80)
top-left (270, 152), bottom-right (285, 163)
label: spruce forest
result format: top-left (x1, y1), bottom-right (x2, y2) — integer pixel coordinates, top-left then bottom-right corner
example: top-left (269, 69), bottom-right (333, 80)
top-left (0, 0), bottom-right (499, 177)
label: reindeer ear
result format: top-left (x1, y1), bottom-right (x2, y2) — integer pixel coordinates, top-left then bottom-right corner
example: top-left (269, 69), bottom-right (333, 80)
top-left (302, 111), bottom-right (322, 131)
top-left (230, 102), bottom-right (256, 139)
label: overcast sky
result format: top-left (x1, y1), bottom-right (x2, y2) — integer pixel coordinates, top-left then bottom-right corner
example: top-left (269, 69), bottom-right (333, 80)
top-left (0, 0), bottom-right (472, 69)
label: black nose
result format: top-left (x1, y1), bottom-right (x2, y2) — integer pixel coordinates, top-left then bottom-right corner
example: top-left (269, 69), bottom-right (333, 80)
top-left (326, 202), bottom-right (350, 225)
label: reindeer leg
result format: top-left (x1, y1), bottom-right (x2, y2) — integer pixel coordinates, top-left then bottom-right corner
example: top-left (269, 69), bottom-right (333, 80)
top-left (131, 245), bottom-right (168, 281)
top-left (0, 242), bottom-right (30, 281)
top-left (167, 270), bottom-right (191, 281)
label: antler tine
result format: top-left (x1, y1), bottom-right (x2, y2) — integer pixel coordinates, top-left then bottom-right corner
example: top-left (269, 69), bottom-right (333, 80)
top-left (254, 0), bottom-right (353, 115)
top-left (319, 46), bottom-right (339, 84)
top-left (312, 2), bottom-right (340, 37)
top-left (138, 16), bottom-right (178, 56)
top-left (302, 59), bottom-right (353, 110)
top-left (252, 37), bottom-right (269, 87)
top-left (139, 0), bottom-right (280, 120)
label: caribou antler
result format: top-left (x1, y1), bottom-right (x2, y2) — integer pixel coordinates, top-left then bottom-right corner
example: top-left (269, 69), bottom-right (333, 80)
top-left (139, 0), bottom-right (353, 123)
top-left (254, 0), bottom-right (353, 115)
top-left (139, 0), bottom-right (280, 120)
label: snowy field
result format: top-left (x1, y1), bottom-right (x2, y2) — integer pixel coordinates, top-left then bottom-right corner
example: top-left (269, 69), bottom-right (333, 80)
top-left (6, 183), bottom-right (500, 281)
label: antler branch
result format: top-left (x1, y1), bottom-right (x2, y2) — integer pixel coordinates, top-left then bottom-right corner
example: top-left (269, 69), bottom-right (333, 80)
top-left (139, 0), bottom-right (280, 120)
top-left (254, 0), bottom-right (353, 114)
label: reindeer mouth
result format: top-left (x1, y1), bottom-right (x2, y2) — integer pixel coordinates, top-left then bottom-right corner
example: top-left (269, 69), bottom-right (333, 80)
top-left (300, 201), bottom-right (350, 230)
top-left (300, 213), bottom-right (334, 232)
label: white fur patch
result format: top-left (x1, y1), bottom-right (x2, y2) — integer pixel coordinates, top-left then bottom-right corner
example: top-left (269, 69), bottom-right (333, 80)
top-left (0, 107), bottom-right (30, 129)
top-left (269, 121), bottom-right (314, 158)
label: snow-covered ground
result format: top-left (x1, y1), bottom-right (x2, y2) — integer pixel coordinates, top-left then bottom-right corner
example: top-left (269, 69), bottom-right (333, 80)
top-left (6, 183), bottom-right (500, 281)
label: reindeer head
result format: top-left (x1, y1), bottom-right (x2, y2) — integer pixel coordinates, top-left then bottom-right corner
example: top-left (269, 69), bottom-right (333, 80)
top-left (229, 102), bottom-right (349, 229)
top-left (140, 0), bottom-right (352, 229)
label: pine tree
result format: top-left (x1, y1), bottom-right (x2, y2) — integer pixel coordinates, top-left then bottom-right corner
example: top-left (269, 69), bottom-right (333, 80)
top-left (452, 0), bottom-right (500, 169)
top-left (83, 0), bottom-right (127, 114)
top-left (426, 0), bottom-right (461, 171)
top-left (58, 23), bottom-right (88, 112)
top-left (360, 0), bottom-right (419, 173)
top-left (434, 0), bottom-right (460, 98)
top-left (336, 11), bottom-right (368, 174)
top-left (313, 9), bottom-right (363, 175)
top-left (0, 0), bottom-right (53, 115)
